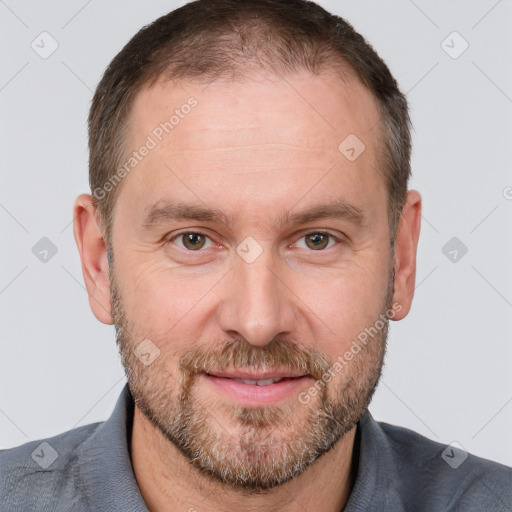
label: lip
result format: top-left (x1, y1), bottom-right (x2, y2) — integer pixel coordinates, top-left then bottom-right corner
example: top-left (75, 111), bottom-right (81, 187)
top-left (206, 369), bottom-right (308, 380)
top-left (201, 371), bottom-right (313, 406)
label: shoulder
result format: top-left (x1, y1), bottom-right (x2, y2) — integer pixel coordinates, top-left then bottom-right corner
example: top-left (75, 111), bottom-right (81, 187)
top-left (374, 417), bottom-right (512, 511)
top-left (0, 422), bottom-right (103, 511)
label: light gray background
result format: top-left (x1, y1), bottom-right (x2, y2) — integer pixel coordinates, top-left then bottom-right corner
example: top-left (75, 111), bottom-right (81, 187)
top-left (1, 0), bottom-right (511, 468)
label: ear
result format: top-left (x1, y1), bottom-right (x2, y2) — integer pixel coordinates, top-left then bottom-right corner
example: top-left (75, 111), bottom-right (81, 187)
top-left (72, 194), bottom-right (114, 325)
top-left (391, 190), bottom-right (422, 320)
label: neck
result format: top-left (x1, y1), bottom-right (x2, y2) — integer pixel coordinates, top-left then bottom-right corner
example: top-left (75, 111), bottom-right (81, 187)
top-left (130, 405), bottom-right (357, 512)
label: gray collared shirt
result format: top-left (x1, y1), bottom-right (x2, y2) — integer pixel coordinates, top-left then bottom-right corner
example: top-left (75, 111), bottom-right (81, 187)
top-left (1, 384), bottom-right (511, 511)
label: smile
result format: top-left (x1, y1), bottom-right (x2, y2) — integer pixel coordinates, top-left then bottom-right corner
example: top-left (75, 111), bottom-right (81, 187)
top-left (202, 370), bottom-right (313, 406)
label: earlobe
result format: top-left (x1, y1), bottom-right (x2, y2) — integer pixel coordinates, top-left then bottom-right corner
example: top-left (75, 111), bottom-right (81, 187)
top-left (391, 190), bottom-right (422, 321)
top-left (72, 194), bottom-right (114, 325)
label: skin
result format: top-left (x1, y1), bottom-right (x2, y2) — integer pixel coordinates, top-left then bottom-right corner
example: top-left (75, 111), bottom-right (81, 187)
top-left (73, 69), bottom-right (421, 511)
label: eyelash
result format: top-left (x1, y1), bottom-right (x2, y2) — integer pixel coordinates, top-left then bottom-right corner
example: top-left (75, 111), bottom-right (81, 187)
top-left (165, 230), bottom-right (342, 252)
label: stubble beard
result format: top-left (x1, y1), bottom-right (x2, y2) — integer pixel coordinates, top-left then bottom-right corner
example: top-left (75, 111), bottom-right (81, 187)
top-left (109, 257), bottom-right (393, 492)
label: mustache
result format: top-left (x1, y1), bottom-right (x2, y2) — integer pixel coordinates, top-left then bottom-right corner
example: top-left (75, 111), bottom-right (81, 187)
top-left (178, 336), bottom-right (332, 382)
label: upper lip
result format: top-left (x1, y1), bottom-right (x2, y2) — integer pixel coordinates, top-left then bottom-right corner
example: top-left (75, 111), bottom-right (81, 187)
top-left (205, 369), bottom-right (308, 380)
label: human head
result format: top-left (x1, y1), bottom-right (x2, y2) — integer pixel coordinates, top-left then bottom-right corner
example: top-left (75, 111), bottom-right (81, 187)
top-left (88, 0), bottom-right (411, 250)
top-left (75, 0), bottom-right (421, 493)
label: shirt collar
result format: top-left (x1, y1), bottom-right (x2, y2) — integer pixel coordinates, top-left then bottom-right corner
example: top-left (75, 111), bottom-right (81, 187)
top-left (344, 410), bottom-right (406, 511)
top-left (77, 383), bottom-right (149, 511)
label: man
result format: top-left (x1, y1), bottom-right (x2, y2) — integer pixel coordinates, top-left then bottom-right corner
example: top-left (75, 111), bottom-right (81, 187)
top-left (1, 0), bottom-right (511, 510)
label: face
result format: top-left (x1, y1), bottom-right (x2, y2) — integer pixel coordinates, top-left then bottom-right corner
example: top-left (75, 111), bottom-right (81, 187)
top-left (108, 70), bottom-right (396, 491)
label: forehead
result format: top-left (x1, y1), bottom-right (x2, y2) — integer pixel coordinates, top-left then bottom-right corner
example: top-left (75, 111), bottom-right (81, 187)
top-left (118, 70), bottom-right (385, 226)
top-left (128, 70), bottom-right (381, 150)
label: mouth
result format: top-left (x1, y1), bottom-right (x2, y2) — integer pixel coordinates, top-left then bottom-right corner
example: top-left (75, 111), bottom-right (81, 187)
top-left (206, 370), bottom-right (306, 384)
top-left (202, 369), bottom-right (313, 405)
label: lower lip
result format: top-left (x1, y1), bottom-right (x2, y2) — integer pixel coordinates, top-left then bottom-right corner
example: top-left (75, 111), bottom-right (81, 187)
top-left (202, 373), bottom-right (313, 406)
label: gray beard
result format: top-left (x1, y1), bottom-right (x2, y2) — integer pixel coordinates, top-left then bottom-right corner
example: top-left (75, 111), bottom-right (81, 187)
top-left (110, 260), bottom-right (392, 491)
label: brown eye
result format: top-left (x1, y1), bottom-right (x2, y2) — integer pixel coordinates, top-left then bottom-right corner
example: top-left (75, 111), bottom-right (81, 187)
top-left (181, 232), bottom-right (207, 250)
top-left (304, 232), bottom-right (330, 250)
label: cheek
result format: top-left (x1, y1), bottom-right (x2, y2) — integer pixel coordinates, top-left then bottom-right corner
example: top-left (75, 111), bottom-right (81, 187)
top-left (115, 256), bottom-right (223, 340)
top-left (295, 259), bottom-right (391, 356)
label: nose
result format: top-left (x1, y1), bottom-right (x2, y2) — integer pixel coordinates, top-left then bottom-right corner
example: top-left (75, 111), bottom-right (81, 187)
top-left (218, 249), bottom-right (297, 347)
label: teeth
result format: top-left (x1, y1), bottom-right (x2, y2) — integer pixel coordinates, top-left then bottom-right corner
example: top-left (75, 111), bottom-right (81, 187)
top-left (233, 377), bottom-right (285, 386)
top-left (256, 378), bottom-right (283, 386)
top-left (234, 378), bottom-right (258, 385)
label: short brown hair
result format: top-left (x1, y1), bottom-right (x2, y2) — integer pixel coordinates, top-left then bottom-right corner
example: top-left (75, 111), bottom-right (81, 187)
top-left (89, 0), bottom-right (411, 246)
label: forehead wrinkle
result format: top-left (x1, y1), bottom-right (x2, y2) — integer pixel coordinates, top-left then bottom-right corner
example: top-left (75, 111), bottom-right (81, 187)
top-left (164, 143), bottom-right (334, 153)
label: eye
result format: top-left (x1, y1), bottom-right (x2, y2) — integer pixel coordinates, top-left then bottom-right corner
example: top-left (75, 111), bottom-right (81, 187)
top-left (295, 232), bottom-right (338, 251)
top-left (169, 231), bottom-right (214, 251)
top-left (166, 230), bottom-right (340, 253)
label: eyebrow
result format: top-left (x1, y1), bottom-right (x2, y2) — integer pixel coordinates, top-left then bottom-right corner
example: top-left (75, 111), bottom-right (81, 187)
top-left (142, 198), bottom-right (365, 230)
